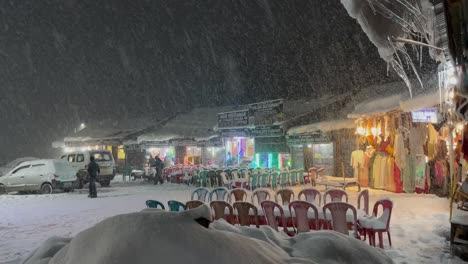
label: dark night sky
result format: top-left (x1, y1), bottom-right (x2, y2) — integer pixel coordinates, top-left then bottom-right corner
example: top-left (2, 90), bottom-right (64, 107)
top-left (0, 0), bottom-right (434, 164)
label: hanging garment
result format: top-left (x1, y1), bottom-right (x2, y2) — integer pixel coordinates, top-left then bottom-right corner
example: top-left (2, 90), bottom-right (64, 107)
top-left (375, 155), bottom-right (387, 189)
top-left (414, 155), bottom-right (427, 193)
top-left (434, 160), bottom-right (445, 188)
top-left (372, 155), bottom-right (382, 189)
top-left (403, 154), bottom-right (415, 193)
top-left (394, 131), bottom-right (406, 169)
top-left (369, 153), bottom-right (376, 188)
top-left (386, 157), bottom-right (396, 192)
top-left (350, 150), bottom-right (364, 179)
top-left (361, 148), bottom-right (374, 188)
top-left (394, 163), bottom-right (403, 193)
top-left (409, 125), bottom-right (427, 157)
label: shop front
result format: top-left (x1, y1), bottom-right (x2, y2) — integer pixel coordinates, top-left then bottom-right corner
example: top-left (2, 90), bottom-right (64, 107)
top-left (224, 136), bottom-right (255, 167)
top-left (351, 108), bottom-right (453, 196)
top-left (286, 133), bottom-right (336, 175)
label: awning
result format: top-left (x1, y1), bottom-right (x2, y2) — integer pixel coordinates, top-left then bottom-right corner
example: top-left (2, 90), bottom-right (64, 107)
top-left (287, 119), bottom-right (355, 136)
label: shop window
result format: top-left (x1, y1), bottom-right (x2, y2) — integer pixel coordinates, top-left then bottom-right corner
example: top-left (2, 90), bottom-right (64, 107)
top-left (117, 146), bottom-right (125, 160)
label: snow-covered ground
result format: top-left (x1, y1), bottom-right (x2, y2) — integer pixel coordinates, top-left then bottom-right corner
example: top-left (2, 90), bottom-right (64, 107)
top-left (0, 176), bottom-right (464, 264)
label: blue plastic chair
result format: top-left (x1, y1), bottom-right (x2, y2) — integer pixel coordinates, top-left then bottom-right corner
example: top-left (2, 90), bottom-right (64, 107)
top-left (146, 200), bottom-right (165, 209)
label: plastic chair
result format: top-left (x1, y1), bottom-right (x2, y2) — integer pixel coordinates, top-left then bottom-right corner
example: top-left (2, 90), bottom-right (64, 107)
top-left (275, 189), bottom-right (295, 206)
top-left (233, 201), bottom-right (259, 227)
top-left (191, 187), bottom-right (210, 202)
top-left (146, 200), bottom-right (165, 210)
top-left (357, 189), bottom-right (370, 215)
top-left (208, 170), bottom-right (218, 187)
top-left (291, 170), bottom-right (300, 186)
top-left (289, 201), bottom-right (320, 233)
top-left (360, 199), bottom-right (393, 248)
top-left (167, 200), bottom-right (187, 212)
top-left (248, 174), bottom-right (259, 190)
top-left (323, 202), bottom-right (359, 238)
top-left (210, 201), bottom-right (235, 224)
top-left (197, 170), bottom-right (208, 187)
top-left (185, 200), bottom-right (204, 209)
top-left (279, 172), bottom-right (289, 187)
top-left (270, 172), bottom-right (279, 190)
top-left (229, 188), bottom-right (248, 203)
top-left (298, 188), bottom-right (322, 206)
top-left (252, 188), bottom-right (271, 206)
top-left (259, 174), bottom-right (270, 188)
top-left (324, 189), bottom-right (349, 204)
top-left (261, 201), bottom-right (292, 235)
top-left (209, 187), bottom-right (229, 202)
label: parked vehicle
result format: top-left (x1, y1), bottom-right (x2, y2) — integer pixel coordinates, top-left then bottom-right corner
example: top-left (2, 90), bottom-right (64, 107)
top-left (60, 150), bottom-right (116, 188)
top-left (0, 159), bottom-right (77, 194)
top-left (0, 157), bottom-right (38, 176)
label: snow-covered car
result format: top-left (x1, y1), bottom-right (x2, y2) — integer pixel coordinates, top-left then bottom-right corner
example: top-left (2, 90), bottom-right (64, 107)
top-left (0, 157), bottom-right (38, 176)
top-left (61, 150), bottom-right (116, 187)
top-left (0, 159), bottom-right (78, 194)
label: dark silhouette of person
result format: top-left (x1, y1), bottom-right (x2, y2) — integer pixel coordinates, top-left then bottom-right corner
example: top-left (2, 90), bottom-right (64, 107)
top-left (87, 156), bottom-right (100, 198)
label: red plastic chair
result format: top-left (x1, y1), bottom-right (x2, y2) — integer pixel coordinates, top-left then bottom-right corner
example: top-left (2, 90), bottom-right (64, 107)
top-left (323, 202), bottom-right (359, 238)
top-left (233, 201), bottom-right (259, 227)
top-left (252, 188), bottom-right (271, 206)
top-left (289, 201), bottom-right (320, 234)
top-left (360, 199), bottom-right (393, 248)
top-left (275, 189), bottom-right (295, 206)
top-left (261, 201), bottom-right (289, 233)
top-left (191, 187), bottom-right (210, 202)
top-left (323, 189), bottom-right (348, 204)
top-left (229, 188), bottom-right (248, 203)
top-left (210, 201), bottom-right (235, 224)
top-left (186, 200), bottom-right (204, 210)
top-left (357, 189), bottom-right (369, 215)
top-left (298, 188), bottom-right (322, 206)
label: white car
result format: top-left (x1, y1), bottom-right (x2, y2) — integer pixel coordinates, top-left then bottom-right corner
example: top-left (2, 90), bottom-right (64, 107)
top-left (0, 159), bottom-right (78, 194)
top-left (61, 150), bottom-right (116, 187)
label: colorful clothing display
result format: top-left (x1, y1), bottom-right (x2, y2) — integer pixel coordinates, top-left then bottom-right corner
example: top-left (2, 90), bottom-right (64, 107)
top-left (386, 157), bottom-right (396, 192)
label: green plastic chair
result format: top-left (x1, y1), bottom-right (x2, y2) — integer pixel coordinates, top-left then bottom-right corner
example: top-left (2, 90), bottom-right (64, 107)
top-left (198, 170), bottom-right (208, 187)
top-left (280, 172), bottom-right (289, 188)
top-left (168, 200), bottom-right (187, 211)
top-left (146, 200), bottom-right (165, 209)
top-left (270, 172), bottom-right (279, 189)
top-left (258, 174), bottom-right (269, 188)
top-left (290, 170), bottom-right (298, 186)
top-left (249, 174), bottom-right (259, 190)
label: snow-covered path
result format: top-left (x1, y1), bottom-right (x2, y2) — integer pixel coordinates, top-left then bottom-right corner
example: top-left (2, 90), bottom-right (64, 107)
top-left (0, 180), bottom-right (464, 264)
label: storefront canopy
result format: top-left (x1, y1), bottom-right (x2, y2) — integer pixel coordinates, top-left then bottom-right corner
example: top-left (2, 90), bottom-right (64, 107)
top-left (287, 119), bottom-right (355, 135)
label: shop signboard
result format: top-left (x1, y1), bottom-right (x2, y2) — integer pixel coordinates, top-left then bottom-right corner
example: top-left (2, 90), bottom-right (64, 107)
top-left (250, 125), bottom-right (283, 138)
top-left (286, 133), bottom-right (330, 145)
top-left (220, 129), bottom-right (250, 138)
top-left (248, 99), bottom-right (284, 126)
top-left (217, 109), bottom-right (249, 128)
top-left (411, 108), bottom-right (438, 123)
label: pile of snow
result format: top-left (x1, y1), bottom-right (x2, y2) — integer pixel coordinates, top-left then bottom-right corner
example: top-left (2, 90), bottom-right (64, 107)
top-left (0, 157), bottom-right (38, 176)
top-left (23, 205), bottom-right (393, 264)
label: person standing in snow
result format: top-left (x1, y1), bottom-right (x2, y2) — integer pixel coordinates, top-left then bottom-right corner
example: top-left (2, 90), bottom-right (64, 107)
top-left (87, 156), bottom-right (100, 198)
top-left (154, 154), bottom-right (164, 185)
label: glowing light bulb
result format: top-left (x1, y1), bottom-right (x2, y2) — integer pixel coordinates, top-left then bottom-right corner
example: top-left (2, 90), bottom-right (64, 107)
top-left (449, 90), bottom-right (455, 99)
top-left (449, 76), bottom-right (458, 85)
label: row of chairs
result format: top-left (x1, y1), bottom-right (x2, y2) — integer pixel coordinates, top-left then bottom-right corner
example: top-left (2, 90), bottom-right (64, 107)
top-left (193, 169), bottom-right (309, 190)
top-left (145, 194), bottom-right (392, 248)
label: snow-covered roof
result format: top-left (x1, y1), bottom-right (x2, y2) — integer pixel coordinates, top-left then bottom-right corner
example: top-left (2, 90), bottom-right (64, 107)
top-left (138, 106), bottom-right (235, 143)
top-left (348, 77), bottom-right (441, 118)
top-left (287, 119), bottom-right (355, 135)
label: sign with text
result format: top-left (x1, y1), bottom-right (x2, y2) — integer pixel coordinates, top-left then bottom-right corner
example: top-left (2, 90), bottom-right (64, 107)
top-left (411, 108), bottom-right (438, 123)
top-left (250, 125), bottom-right (283, 138)
top-left (217, 109), bottom-right (249, 128)
top-left (286, 133), bottom-right (330, 145)
top-left (249, 99), bottom-right (284, 126)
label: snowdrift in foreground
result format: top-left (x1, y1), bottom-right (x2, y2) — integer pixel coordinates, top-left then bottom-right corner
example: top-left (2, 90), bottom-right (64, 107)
top-left (22, 205), bottom-right (393, 264)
